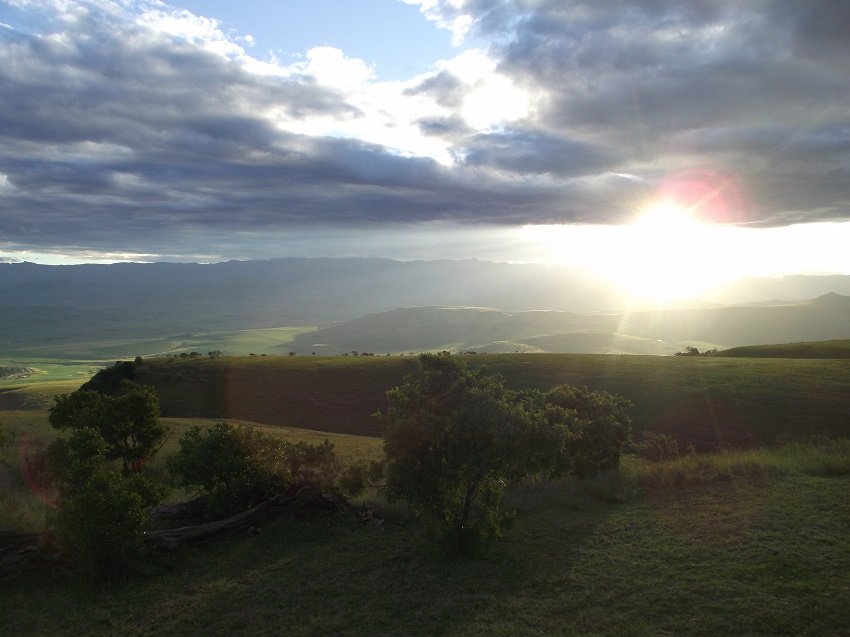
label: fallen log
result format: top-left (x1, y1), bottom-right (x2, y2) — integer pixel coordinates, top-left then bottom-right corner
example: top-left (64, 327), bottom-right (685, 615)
top-left (143, 489), bottom-right (346, 551)
top-left (0, 529), bottom-right (62, 578)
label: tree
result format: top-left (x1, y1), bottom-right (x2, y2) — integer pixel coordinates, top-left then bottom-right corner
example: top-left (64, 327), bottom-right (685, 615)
top-left (378, 353), bottom-right (534, 554)
top-left (530, 385), bottom-right (632, 479)
top-left (50, 381), bottom-right (168, 475)
top-left (378, 353), bottom-right (633, 554)
top-left (167, 422), bottom-right (340, 518)
top-left (49, 427), bottom-right (166, 582)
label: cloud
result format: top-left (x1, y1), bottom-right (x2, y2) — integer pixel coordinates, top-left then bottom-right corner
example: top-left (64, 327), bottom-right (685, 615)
top-left (0, 0), bottom-right (848, 261)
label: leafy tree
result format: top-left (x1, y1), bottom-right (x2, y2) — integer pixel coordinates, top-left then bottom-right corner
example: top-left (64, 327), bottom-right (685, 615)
top-left (50, 381), bottom-right (168, 475)
top-left (530, 385), bottom-right (632, 479)
top-left (50, 427), bottom-right (166, 582)
top-left (378, 353), bottom-right (633, 554)
top-left (167, 422), bottom-right (340, 518)
top-left (378, 353), bottom-right (534, 554)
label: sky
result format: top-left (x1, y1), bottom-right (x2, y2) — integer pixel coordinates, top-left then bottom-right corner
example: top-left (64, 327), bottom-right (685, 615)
top-left (1, 0), bottom-right (849, 300)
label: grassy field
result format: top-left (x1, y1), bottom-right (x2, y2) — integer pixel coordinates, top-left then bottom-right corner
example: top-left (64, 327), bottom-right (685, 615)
top-left (122, 353), bottom-right (850, 450)
top-left (2, 351), bottom-right (849, 635)
top-left (0, 326), bottom-right (317, 383)
top-left (715, 339), bottom-right (850, 358)
top-left (2, 443), bottom-right (848, 636)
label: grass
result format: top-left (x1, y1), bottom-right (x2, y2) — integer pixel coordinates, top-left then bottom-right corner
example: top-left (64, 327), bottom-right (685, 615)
top-left (715, 339), bottom-right (850, 358)
top-left (125, 353), bottom-right (850, 449)
top-left (5, 351), bottom-right (850, 448)
top-left (2, 354), bottom-right (849, 634)
top-left (0, 410), bottom-right (383, 531)
top-left (1, 327), bottom-right (318, 364)
top-left (2, 441), bottom-right (848, 636)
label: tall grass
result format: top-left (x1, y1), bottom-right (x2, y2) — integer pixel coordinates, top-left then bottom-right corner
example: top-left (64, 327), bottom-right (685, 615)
top-left (627, 437), bottom-right (850, 490)
top-left (506, 438), bottom-right (850, 513)
top-left (0, 429), bottom-right (58, 532)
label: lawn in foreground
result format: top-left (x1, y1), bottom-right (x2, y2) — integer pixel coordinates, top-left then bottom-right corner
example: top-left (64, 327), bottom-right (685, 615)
top-left (3, 464), bottom-right (848, 637)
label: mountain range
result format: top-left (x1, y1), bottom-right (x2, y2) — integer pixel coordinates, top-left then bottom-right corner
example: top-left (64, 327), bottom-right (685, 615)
top-left (2, 258), bottom-right (850, 357)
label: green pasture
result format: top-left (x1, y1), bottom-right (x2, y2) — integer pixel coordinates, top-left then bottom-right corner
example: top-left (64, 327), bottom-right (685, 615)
top-left (122, 353), bottom-right (850, 448)
top-left (716, 338), bottom-right (850, 358)
top-left (2, 350), bottom-right (850, 635)
top-left (0, 326), bottom-right (317, 384)
top-left (2, 442), bottom-right (848, 636)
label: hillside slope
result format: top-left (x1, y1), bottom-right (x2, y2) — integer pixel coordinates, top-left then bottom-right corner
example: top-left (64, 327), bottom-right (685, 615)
top-left (288, 295), bottom-right (850, 355)
top-left (4, 259), bottom-right (850, 359)
top-left (128, 354), bottom-right (850, 450)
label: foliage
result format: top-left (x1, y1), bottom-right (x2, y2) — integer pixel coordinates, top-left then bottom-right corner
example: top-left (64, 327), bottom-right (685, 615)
top-left (637, 431), bottom-right (681, 462)
top-left (81, 360), bottom-right (138, 394)
top-left (532, 385), bottom-right (633, 478)
top-left (167, 422), bottom-right (340, 518)
top-left (50, 427), bottom-right (166, 582)
top-left (49, 381), bottom-right (168, 474)
top-left (337, 459), bottom-right (384, 497)
top-left (379, 353), bottom-right (541, 554)
top-left (675, 346), bottom-right (716, 356)
top-left (378, 353), bottom-right (634, 554)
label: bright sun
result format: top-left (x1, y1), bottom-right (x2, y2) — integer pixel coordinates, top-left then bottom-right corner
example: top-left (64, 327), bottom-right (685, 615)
top-left (595, 203), bottom-right (727, 302)
top-left (522, 203), bottom-right (738, 303)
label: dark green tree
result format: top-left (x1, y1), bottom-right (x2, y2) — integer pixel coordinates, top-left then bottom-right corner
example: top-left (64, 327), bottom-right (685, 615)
top-left (49, 427), bottom-right (166, 582)
top-left (50, 381), bottom-right (168, 475)
top-left (528, 384), bottom-right (632, 479)
top-left (378, 353), bottom-right (534, 554)
top-left (167, 422), bottom-right (340, 518)
top-left (378, 354), bottom-right (633, 554)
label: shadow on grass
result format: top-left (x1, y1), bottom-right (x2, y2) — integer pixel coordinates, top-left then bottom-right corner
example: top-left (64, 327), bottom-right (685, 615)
top-left (0, 487), bottom-right (617, 637)
top-left (4, 455), bottom-right (850, 636)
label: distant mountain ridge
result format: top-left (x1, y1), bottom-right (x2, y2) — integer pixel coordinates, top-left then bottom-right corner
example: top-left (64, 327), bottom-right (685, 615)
top-left (289, 294), bottom-right (850, 356)
top-left (2, 258), bottom-right (850, 357)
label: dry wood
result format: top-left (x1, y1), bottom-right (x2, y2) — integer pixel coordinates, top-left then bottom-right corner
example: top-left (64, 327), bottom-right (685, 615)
top-left (0, 529), bottom-right (62, 578)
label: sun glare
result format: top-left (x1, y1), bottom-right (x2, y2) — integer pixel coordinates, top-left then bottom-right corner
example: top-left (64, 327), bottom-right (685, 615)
top-left (521, 202), bottom-right (746, 303)
top-left (602, 202), bottom-right (726, 302)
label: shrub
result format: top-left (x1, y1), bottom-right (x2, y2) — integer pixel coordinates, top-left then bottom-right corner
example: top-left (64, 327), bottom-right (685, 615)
top-left (637, 432), bottom-right (681, 462)
top-left (51, 427), bottom-right (166, 582)
top-left (50, 381), bottom-right (168, 475)
top-left (529, 385), bottom-right (633, 479)
top-left (337, 459), bottom-right (384, 497)
top-left (378, 353), bottom-right (537, 555)
top-left (167, 423), bottom-right (340, 518)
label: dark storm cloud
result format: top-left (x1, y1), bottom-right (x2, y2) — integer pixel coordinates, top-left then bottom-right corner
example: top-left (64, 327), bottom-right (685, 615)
top-left (0, 0), bottom-right (848, 260)
top-left (462, 129), bottom-right (611, 177)
top-left (454, 0), bottom-right (850, 225)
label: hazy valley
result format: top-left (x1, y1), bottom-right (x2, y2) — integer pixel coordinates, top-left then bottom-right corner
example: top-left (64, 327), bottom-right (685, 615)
top-left (3, 258), bottom-right (850, 369)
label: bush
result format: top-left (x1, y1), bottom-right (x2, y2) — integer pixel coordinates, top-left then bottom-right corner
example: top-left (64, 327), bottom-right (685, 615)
top-left (528, 385), bottom-right (633, 479)
top-left (51, 427), bottom-right (166, 582)
top-left (337, 460), bottom-right (384, 497)
top-left (378, 353), bottom-right (538, 555)
top-left (637, 432), bottom-right (681, 462)
top-left (167, 422), bottom-right (340, 518)
top-left (80, 360), bottom-right (138, 394)
top-left (50, 381), bottom-right (168, 475)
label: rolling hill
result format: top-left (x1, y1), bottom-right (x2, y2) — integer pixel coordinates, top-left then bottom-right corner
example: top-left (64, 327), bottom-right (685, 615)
top-left (113, 354), bottom-right (850, 451)
top-left (287, 294), bottom-right (850, 355)
top-left (4, 258), bottom-right (850, 361)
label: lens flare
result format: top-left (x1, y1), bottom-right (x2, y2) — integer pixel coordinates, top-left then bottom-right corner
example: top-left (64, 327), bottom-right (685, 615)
top-left (657, 169), bottom-right (747, 224)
